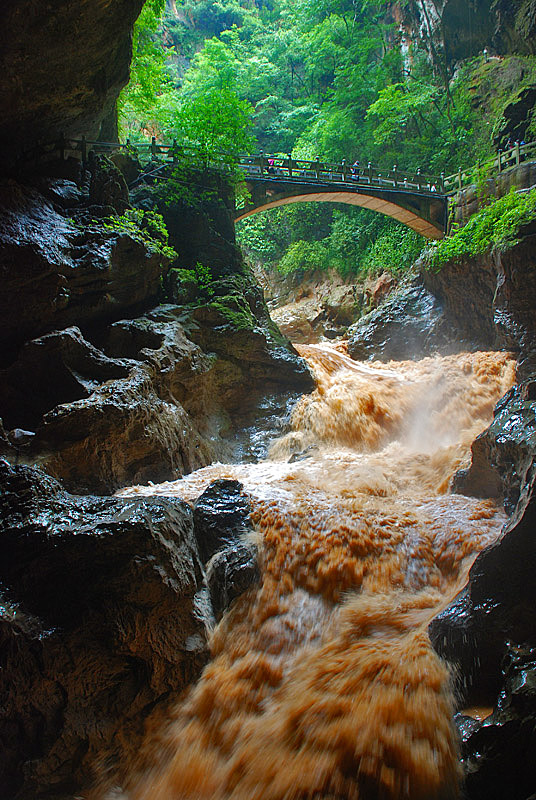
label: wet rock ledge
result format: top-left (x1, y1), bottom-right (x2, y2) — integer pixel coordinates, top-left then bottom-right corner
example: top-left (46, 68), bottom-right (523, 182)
top-left (0, 463), bottom-right (260, 799)
top-left (0, 158), bottom-right (312, 494)
top-left (0, 458), bottom-right (209, 799)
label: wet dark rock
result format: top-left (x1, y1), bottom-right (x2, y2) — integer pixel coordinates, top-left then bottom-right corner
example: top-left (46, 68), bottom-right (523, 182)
top-left (88, 153), bottom-right (130, 214)
top-left (429, 588), bottom-right (506, 703)
top-left (422, 254), bottom-right (498, 349)
top-left (110, 150), bottom-right (143, 186)
top-left (0, 458), bottom-right (208, 799)
top-left (346, 284), bottom-right (449, 361)
top-left (38, 178), bottom-right (84, 209)
top-left (0, 326), bottom-right (134, 430)
top-left (206, 542), bottom-right (261, 621)
top-left (0, 299), bottom-right (311, 494)
top-left (493, 221), bottom-right (536, 376)
top-left (37, 366), bottom-right (215, 495)
top-left (457, 645), bottom-right (536, 800)
top-left (184, 274), bottom-right (314, 407)
top-left (131, 167), bottom-right (243, 278)
top-left (0, 319), bottom-right (217, 494)
top-left (193, 479), bottom-right (252, 564)
top-left (452, 380), bottom-right (536, 512)
top-left (0, 180), bottom-right (168, 355)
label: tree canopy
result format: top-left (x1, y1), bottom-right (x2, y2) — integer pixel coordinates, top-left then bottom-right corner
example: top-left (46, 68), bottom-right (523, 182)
top-left (119, 0), bottom-right (536, 279)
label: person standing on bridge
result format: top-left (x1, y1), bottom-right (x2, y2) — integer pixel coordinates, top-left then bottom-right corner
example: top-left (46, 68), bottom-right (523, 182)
top-left (267, 157), bottom-right (275, 174)
top-left (351, 159), bottom-right (360, 180)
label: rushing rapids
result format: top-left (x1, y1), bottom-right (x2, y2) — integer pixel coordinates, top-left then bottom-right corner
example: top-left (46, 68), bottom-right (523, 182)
top-left (114, 345), bottom-right (516, 800)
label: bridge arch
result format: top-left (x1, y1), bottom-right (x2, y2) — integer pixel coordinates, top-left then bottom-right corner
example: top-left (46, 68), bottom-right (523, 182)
top-left (235, 179), bottom-right (447, 239)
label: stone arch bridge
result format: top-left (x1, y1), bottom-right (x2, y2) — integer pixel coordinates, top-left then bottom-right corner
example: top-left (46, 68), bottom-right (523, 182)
top-left (235, 155), bottom-right (448, 239)
top-left (22, 138), bottom-right (536, 239)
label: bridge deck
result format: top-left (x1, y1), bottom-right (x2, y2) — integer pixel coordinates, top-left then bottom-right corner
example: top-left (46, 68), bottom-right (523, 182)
top-left (237, 174), bottom-right (448, 238)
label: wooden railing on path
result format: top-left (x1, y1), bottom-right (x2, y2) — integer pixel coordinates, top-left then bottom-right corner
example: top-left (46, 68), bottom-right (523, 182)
top-left (17, 134), bottom-right (536, 199)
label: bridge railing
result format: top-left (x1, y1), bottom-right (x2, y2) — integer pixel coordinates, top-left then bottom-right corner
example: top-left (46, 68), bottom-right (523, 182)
top-left (444, 140), bottom-right (536, 194)
top-left (17, 135), bottom-right (224, 170)
top-left (238, 153), bottom-right (443, 195)
top-left (19, 134), bottom-right (536, 198)
top-left (18, 136), bottom-right (443, 194)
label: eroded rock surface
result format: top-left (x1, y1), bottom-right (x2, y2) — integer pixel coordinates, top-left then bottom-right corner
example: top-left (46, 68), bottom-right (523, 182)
top-left (455, 643), bottom-right (536, 800)
top-left (0, 168), bottom-right (312, 494)
top-left (0, 458), bottom-right (209, 799)
top-left (0, 178), bottom-right (167, 356)
top-left (346, 283), bottom-right (449, 361)
top-left (207, 542), bottom-right (260, 621)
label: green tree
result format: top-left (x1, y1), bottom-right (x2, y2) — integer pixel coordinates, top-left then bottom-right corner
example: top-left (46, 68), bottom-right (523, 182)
top-left (118, 0), bottom-right (176, 140)
top-left (170, 86), bottom-right (255, 164)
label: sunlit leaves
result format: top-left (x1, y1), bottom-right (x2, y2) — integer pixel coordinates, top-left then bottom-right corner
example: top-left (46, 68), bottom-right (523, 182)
top-left (171, 86), bottom-right (255, 163)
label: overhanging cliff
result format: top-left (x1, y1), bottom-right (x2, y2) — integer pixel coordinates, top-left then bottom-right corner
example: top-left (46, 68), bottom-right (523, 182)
top-left (0, 0), bottom-right (145, 170)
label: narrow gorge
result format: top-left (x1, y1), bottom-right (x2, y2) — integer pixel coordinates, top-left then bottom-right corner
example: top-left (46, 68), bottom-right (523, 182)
top-left (1, 2), bottom-right (536, 800)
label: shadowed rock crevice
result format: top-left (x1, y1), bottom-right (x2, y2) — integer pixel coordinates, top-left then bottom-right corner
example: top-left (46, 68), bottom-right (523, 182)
top-left (0, 458), bottom-right (210, 799)
top-left (0, 164), bottom-right (313, 495)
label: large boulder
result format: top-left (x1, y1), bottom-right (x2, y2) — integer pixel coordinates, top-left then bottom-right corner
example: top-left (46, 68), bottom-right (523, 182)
top-left (0, 326), bottom-right (134, 430)
top-left (0, 458), bottom-right (209, 799)
top-left (193, 479), bottom-right (252, 564)
top-left (421, 254), bottom-right (498, 350)
top-left (454, 643), bottom-right (536, 800)
top-left (192, 479), bottom-right (261, 621)
top-left (0, 302), bottom-right (311, 494)
top-left (0, 180), bottom-right (168, 357)
top-left (346, 283), bottom-right (449, 361)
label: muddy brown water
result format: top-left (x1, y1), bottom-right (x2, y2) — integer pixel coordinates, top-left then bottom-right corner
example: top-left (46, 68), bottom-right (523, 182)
top-left (114, 344), bottom-right (515, 800)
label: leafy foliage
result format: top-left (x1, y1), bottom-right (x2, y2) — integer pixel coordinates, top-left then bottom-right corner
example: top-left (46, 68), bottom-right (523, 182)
top-left (102, 209), bottom-right (177, 260)
top-left (237, 203), bottom-right (425, 279)
top-left (425, 189), bottom-right (536, 270)
top-left (120, 0), bottom-right (536, 280)
top-left (169, 86), bottom-right (255, 164)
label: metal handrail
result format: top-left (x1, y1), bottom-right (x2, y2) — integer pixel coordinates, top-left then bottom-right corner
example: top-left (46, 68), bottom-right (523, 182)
top-left (18, 134), bottom-right (536, 198)
top-left (236, 153), bottom-right (442, 194)
top-left (443, 140), bottom-right (536, 194)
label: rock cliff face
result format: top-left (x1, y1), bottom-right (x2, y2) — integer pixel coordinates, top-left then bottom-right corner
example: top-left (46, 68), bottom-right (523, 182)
top-left (0, 178), bottom-right (165, 357)
top-left (0, 0), bottom-right (145, 170)
top-left (0, 158), bottom-right (312, 495)
top-left (401, 0), bottom-right (536, 67)
top-left (0, 64), bottom-right (312, 795)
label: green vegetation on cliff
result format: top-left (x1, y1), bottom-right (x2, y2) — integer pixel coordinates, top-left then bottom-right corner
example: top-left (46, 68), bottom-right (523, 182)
top-left (102, 208), bottom-right (177, 260)
top-left (237, 204), bottom-right (424, 280)
top-left (426, 188), bottom-right (536, 269)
